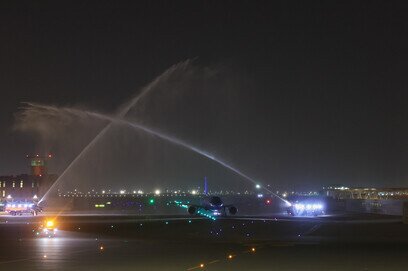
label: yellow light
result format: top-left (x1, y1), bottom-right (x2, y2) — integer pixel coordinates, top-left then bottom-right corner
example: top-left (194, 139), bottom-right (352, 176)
top-left (100, 246), bottom-right (104, 250)
top-left (251, 247), bottom-right (256, 252)
top-left (199, 263), bottom-right (204, 268)
top-left (46, 221), bottom-right (54, 228)
top-left (228, 254), bottom-right (233, 259)
top-left (43, 255), bottom-right (47, 258)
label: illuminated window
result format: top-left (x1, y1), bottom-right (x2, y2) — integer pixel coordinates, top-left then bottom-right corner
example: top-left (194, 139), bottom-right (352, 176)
top-left (1, 181), bottom-right (4, 188)
top-left (2, 191), bottom-right (4, 197)
top-left (20, 180), bottom-right (24, 188)
top-left (32, 182), bottom-right (35, 188)
top-left (12, 181), bottom-right (15, 188)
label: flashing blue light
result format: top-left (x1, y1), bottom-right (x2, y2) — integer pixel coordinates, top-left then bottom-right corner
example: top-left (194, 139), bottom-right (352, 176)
top-left (292, 201), bottom-right (325, 217)
top-left (294, 203), bottom-right (324, 211)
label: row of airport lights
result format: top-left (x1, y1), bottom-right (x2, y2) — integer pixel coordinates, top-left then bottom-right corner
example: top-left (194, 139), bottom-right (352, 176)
top-left (60, 183), bottom-right (302, 198)
top-left (103, 189), bottom-right (199, 195)
top-left (95, 184), bottom-right (270, 199)
top-left (64, 185), bottom-right (300, 197)
top-left (92, 230), bottom-right (257, 271)
top-left (5, 194), bottom-right (38, 201)
top-left (191, 247), bottom-right (257, 270)
top-left (113, 184), bottom-right (265, 196)
top-left (173, 200), bottom-right (217, 221)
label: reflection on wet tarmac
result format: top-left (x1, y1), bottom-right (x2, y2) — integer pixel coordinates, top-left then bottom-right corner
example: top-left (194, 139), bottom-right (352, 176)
top-left (0, 214), bottom-right (407, 270)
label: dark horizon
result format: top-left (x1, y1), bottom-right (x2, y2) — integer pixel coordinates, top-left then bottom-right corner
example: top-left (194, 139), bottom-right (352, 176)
top-left (1, 1), bottom-right (408, 191)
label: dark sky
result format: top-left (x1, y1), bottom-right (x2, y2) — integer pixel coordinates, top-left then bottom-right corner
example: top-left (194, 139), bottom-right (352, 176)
top-left (1, 1), bottom-right (408, 191)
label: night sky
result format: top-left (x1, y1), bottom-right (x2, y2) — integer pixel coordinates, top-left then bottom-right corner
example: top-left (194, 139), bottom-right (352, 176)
top-left (1, 1), bottom-right (408, 191)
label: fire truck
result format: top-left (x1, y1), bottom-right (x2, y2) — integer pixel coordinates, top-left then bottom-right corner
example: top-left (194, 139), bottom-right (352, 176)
top-left (36, 219), bottom-right (58, 237)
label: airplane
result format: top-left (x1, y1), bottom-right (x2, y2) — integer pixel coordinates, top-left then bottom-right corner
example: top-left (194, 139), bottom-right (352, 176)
top-left (187, 196), bottom-right (237, 216)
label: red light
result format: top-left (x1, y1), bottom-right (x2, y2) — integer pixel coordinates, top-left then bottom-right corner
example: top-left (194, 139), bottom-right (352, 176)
top-left (48, 154), bottom-right (52, 158)
top-left (266, 199), bottom-right (271, 205)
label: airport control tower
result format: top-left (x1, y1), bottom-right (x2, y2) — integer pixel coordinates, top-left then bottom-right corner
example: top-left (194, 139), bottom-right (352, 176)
top-left (26, 154), bottom-right (52, 177)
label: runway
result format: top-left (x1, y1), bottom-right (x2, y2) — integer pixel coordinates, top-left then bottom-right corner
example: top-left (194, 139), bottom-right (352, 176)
top-left (0, 213), bottom-right (407, 270)
top-left (0, 211), bottom-right (402, 224)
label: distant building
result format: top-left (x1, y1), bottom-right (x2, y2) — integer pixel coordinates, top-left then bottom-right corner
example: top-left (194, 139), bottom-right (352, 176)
top-left (0, 155), bottom-right (57, 201)
top-left (322, 185), bottom-right (408, 200)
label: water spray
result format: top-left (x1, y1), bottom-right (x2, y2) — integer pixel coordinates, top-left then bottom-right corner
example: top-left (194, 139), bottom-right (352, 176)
top-left (37, 60), bottom-right (192, 203)
top-left (25, 103), bottom-right (290, 206)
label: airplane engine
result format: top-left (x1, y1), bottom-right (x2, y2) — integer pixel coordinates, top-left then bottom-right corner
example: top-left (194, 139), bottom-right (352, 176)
top-left (188, 206), bottom-right (197, 215)
top-left (228, 206), bottom-right (237, 215)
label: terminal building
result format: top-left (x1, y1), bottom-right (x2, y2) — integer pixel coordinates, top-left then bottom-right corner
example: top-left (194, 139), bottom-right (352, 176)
top-left (321, 185), bottom-right (408, 216)
top-left (322, 185), bottom-right (408, 200)
top-left (0, 155), bottom-right (57, 201)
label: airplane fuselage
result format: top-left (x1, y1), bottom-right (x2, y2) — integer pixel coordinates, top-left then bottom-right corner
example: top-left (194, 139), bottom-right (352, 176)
top-left (188, 196), bottom-right (237, 216)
